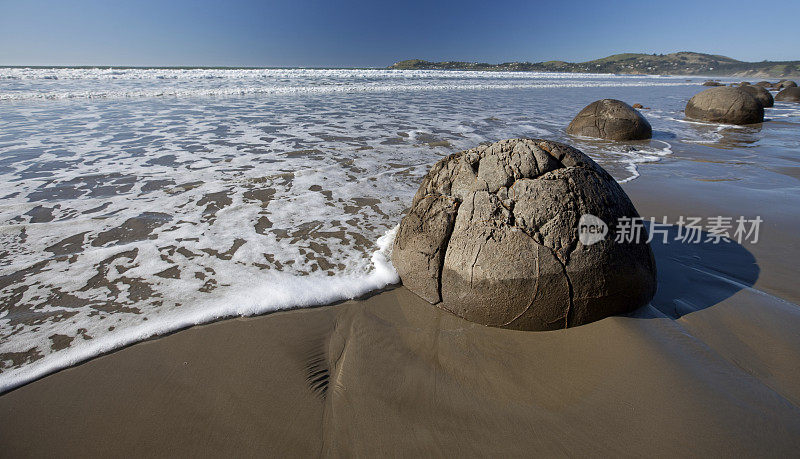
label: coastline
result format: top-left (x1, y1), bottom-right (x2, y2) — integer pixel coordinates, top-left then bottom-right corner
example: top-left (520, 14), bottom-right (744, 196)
top-left (0, 227), bottom-right (400, 395)
top-left (2, 135), bottom-right (799, 455)
top-left (3, 1), bottom-right (800, 455)
top-left (0, 72), bottom-right (716, 390)
top-left (389, 52), bottom-right (800, 79)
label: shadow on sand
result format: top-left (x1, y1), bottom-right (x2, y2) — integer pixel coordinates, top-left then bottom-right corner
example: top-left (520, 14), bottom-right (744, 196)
top-left (638, 224), bottom-right (760, 319)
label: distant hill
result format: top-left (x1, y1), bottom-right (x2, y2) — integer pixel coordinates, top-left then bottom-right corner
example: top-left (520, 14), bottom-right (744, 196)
top-left (389, 52), bottom-right (800, 78)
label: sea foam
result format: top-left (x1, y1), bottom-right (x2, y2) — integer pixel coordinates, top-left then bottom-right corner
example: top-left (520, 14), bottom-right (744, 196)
top-left (0, 69), bottom-right (747, 392)
top-left (0, 226), bottom-right (398, 394)
top-left (0, 68), bottom-right (694, 101)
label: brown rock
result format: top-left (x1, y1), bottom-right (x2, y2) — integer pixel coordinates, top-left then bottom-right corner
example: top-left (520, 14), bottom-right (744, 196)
top-left (775, 87), bottom-right (800, 102)
top-left (566, 99), bottom-right (652, 141)
top-left (632, 103), bottom-right (644, 109)
top-left (685, 87), bottom-right (764, 125)
top-left (739, 84), bottom-right (774, 108)
top-left (703, 81), bottom-right (724, 86)
top-left (392, 139), bottom-right (657, 331)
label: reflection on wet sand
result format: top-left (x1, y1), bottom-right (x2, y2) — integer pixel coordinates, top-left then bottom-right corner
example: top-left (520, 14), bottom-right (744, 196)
top-left (2, 228), bottom-right (799, 455)
top-left (2, 80), bottom-right (799, 394)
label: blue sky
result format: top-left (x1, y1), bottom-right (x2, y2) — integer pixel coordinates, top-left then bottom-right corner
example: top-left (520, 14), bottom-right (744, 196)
top-left (0, 0), bottom-right (797, 67)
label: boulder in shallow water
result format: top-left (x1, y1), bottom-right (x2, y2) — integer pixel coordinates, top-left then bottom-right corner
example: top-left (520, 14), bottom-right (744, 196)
top-left (739, 84), bottom-right (774, 107)
top-left (703, 81), bottom-right (724, 86)
top-left (775, 87), bottom-right (800, 102)
top-left (392, 138), bottom-right (657, 331)
top-left (685, 87), bottom-right (764, 124)
top-left (566, 99), bottom-right (652, 141)
top-left (777, 80), bottom-right (798, 89)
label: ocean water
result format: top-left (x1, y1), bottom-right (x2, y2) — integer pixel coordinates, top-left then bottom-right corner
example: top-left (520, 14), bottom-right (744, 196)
top-left (1, 68), bottom-right (797, 392)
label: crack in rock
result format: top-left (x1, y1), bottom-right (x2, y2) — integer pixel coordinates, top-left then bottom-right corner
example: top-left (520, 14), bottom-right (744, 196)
top-left (392, 138), bottom-right (657, 331)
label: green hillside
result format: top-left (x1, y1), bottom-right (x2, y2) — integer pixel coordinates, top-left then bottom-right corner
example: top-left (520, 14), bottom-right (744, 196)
top-left (389, 52), bottom-right (800, 78)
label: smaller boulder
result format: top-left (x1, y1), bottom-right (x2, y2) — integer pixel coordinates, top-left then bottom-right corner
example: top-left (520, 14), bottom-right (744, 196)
top-left (776, 87), bottom-right (800, 102)
top-left (739, 84), bottom-right (774, 107)
top-left (685, 87), bottom-right (764, 125)
top-left (777, 80), bottom-right (798, 89)
top-left (632, 103), bottom-right (644, 109)
top-left (566, 99), bottom-right (652, 141)
top-left (755, 81), bottom-right (774, 88)
top-left (703, 81), bottom-right (724, 86)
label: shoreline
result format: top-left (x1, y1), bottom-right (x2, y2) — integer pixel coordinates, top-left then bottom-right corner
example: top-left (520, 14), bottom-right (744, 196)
top-left (2, 74), bottom-right (716, 395)
top-left (2, 283), bottom-right (799, 455)
top-left (0, 227), bottom-right (400, 395)
top-left (0, 134), bottom-right (685, 395)
top-left (1, 115), bottom-right (799, 391)
top-left (0, 282), bottom-right (403, 397)
top-left (2, 129), bottom-right (800, 454)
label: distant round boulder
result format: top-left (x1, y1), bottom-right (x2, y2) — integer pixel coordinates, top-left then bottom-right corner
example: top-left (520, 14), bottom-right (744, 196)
top-left (776, 87), bottom-right (800, 102)
top-left (392, 138), bottom-right (657, 331)
top-left (632, 103), bottom-right (644, 109)
top-left (703, 81), bottom-right (724, 86)
top-left (739, 84), bottom-right (774, 107)
top-left (755, 81), bottom-right (774, 89)
top-left (777, 80), bottom-right (797, 89)
top-left (566, 99), bottom-right (652, 141)
top-left (685, 87), bottom-right (764, 124)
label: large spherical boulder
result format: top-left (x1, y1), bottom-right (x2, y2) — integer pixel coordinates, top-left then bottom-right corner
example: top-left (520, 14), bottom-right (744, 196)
top-left (776, 87), bottom-right (800, 102)
top-left (566, 99), bottom-right (652, 141)
top-left (685, 87), bottom-right (764, 124)
top-left (392, 138), bottom-right (657, 331)
top-left (739, 84), bottom-right (774, 107)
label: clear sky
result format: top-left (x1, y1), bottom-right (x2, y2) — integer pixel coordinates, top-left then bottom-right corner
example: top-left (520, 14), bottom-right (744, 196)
top-left (1, 0), bottom-right (797, 67)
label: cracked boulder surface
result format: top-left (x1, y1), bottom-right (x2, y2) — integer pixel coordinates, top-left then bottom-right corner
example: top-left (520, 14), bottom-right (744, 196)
top-left (685, 87), bottom-right (764, 125)
top-left (566, 99), bottom-right (652, 141)
top-left (392, 138), bottom-right (657, 331)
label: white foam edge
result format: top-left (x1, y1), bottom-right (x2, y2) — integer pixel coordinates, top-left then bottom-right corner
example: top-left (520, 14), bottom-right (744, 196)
top-left (669, 117), bottom-right (748, 129)
top-left (0, 81), bottom-right (696, 101)
top-left (567, 135), bottom-right (673, 184)
top-left (0, 225), bottom-right (400, 394)
top-left (616, 140), bottom-right (673, 184)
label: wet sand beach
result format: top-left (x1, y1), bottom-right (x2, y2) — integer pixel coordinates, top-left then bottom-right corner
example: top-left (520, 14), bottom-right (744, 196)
top-left (2, 136), bottom-right (799, 456)
top-left (5, 0), bottom-right (800, 447)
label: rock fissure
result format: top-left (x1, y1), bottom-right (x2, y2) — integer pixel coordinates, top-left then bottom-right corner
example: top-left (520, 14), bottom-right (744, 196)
top-left (393, 138), bottom-right (656, 331)
top-left (435, 202), bottom-right (458, 304)
top-left (551, 250), bottom-right (575, 329)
